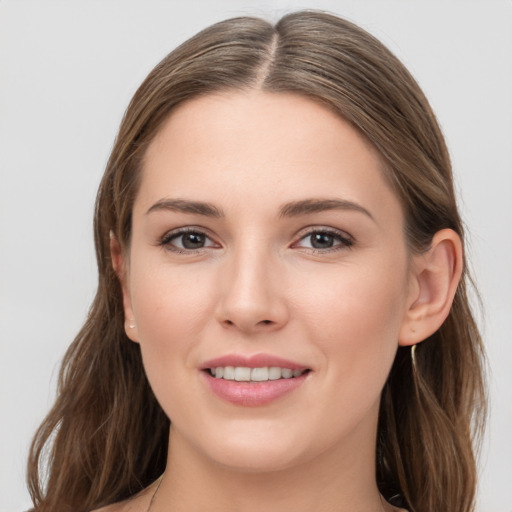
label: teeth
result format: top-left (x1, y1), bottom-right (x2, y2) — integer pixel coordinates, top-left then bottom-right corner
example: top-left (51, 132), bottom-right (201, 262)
top-left (211, 366), bottom-right (306, 381)
top-left (234, 367), bottom-right (251, 381)
top-left (251, 367), bottom-right (269, 381)
top-left (281, 368), bottom-right (293, 379)
top-left (269, 367), bottom-right (281, 380)
top-left (222, 366), bottom-right (235, 379)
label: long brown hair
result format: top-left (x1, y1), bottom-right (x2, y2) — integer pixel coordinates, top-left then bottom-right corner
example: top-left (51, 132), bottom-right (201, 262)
top-left (27, 11), bottom-right (486, 512)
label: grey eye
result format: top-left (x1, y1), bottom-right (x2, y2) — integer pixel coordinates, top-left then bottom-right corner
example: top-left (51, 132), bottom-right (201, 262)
top-left (161, 229), bottom-right (217, 251)
top-left (294, 229), bottom-right (353, 251)
top-left (309, 232), bottom-right (336, 249)
top-left (178, 232), bottom-right (206, 249)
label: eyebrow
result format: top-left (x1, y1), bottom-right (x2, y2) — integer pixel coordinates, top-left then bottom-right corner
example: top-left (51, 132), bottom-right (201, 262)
top-left (279, 198), bottom-right (374, 221)
top-left (145, 197), bottom-right (374, 221)
top-left (146, 198), bottom-right (224, 217)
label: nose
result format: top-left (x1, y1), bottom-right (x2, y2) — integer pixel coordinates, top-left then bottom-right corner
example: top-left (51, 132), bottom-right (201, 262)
top-left (215, 246), bottom-right (289, 334)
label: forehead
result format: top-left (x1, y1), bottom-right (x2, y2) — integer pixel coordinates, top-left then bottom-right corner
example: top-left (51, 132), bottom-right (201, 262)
top-left (136, 90), bottom-right (402, 224)
top-left (146, 90), bottom-right (381, 169)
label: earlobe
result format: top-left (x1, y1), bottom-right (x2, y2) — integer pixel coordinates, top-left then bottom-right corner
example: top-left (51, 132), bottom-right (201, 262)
top-left (110, 231), bottom-right (139, 343)
top-left (399, 229), bottom-right (463, 346)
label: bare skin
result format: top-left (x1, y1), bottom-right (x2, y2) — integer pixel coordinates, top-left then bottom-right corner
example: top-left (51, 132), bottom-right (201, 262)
top-left (99, 91), bottom-right (461, 512)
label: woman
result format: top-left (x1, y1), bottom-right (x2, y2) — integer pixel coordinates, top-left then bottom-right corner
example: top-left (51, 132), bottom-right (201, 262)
top-left (27, 11), bottom-right (486, 512)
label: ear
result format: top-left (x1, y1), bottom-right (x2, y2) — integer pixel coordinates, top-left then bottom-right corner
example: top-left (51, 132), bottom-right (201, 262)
top-left (110, 231), bottom-right (139, 343)
top-left (399, 229), bottom-right (463, 346)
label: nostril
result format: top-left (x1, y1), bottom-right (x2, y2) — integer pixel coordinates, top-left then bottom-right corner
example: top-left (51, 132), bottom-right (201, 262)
top-left (219, 316), bottom-right (282, 331)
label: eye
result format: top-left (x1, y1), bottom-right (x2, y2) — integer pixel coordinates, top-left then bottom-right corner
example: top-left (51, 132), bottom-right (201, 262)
top-left (294, 228), bottom-right (353, 251)
top-left (160, 228), bottom-right (219, 252)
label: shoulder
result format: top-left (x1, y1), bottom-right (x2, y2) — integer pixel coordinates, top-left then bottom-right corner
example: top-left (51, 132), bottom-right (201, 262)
top-left (91, 500), bottom-right (142, 512)
top-left (385, 505), bottom-right (408, 512)
top-left (91, 477), bottom-right (161, 512)
top-left (91, 501), bottom-right (132, 512)
top-left (91, 491), bottom-right (152, 512)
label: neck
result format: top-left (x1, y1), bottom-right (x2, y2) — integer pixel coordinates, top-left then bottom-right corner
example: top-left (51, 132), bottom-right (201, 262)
top-left (152, 423), bottom-right (387, 512)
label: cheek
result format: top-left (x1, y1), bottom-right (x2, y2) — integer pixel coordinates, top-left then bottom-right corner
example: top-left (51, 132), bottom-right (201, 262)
top-left (131, 261), bottom-right (213, 336)
top-left (304, 257), bottom-right (407, 334)
top-left (127, 264), bottom-right (221, 425)
top-left (300, 258), bottom-right (408, 393)
top-left (128, 263), bottom-right (218, 387)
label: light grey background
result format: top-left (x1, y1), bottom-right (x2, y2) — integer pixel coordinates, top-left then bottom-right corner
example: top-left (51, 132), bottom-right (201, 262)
top-left (1, 1), bottom-right (511, 511)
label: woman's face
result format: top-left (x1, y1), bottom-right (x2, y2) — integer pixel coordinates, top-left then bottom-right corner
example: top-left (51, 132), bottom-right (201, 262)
top-left (122, 91), bottom-right (417, 473)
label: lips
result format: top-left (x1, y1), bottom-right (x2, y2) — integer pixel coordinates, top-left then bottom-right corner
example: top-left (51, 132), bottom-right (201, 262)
top-left (200, 354), bottom-right (311, 406)
top-left (201, 353), bottom-right (308, 371)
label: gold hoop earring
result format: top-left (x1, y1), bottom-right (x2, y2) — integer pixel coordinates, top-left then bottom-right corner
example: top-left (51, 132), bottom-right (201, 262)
top-left (411, 344), bottom-right (418, 370)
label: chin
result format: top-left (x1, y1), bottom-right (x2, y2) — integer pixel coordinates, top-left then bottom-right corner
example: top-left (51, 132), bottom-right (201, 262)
top-left (210, 446), bottom-right (306, 474)
top-left (193, 425), bottom-right (316, 474)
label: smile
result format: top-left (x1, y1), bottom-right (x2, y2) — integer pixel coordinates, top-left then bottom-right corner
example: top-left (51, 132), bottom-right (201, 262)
top-left (208, 366), bottom-right (307, 381)
top-left (202, 368), bottom-right (310, 406)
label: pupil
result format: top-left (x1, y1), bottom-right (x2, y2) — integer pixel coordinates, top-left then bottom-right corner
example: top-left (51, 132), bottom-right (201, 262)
top-left (182, 233), bottom-right (205, 249)
top-left (311, 233), bottom-right (333, 249)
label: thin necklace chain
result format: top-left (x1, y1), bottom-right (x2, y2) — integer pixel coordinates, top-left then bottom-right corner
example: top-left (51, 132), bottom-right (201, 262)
top-left (146, 475), bottom-right (388, 512)
top-left (146, 475), bottom-right (163, 512)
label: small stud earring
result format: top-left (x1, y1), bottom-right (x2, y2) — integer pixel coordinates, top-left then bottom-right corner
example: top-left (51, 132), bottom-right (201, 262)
top-left (128, 323), bottom-right (135, 329)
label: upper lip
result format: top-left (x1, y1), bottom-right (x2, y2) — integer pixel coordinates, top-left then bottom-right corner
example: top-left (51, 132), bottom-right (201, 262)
top-left (201, 353), bottom-right (308, 371)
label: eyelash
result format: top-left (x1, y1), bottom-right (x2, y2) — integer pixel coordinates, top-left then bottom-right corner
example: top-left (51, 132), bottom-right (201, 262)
top-left (293, 227), bottom-right (354, 253)
top-left (158, 227), bottom-right (218, 254)
top-left (158, 227), bottom-right (354, 254)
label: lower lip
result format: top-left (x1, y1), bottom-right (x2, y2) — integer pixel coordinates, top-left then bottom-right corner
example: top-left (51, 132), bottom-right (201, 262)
top-left (201, 371), bottom-right (309, 406)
